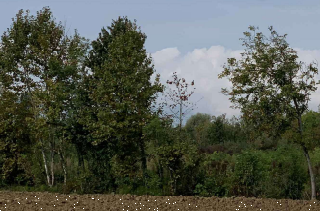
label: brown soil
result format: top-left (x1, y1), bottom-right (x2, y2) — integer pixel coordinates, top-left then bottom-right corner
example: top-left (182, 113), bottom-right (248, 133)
top-left (0, 191), bottom-right (318, 210)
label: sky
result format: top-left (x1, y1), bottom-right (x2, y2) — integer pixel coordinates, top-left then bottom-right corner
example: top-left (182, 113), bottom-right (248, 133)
top-left (1, 0), bottom-right (320, 123)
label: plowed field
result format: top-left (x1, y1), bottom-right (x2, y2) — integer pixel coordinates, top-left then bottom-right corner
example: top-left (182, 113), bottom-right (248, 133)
top-left (0, 191), bottom-right (318, 210)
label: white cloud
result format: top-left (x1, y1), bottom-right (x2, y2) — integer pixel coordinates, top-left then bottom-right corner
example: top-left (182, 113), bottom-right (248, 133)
top-left (295, 48), bottom-right (320, 112)
top-left (151, 47), bottom-right (180, 67)
top-left (151, 46), bottom-right (320, 122)
top-left (151, 46), bottom-right (243, 120)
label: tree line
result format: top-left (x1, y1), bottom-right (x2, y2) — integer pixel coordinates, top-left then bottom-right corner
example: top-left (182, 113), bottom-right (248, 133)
top-left (0, 7), bottom-right (320, 200)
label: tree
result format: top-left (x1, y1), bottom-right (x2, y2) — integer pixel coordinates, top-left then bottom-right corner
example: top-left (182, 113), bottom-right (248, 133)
top-left (184, 113), bottom-right (212, 146)
top-left (85, 17), bottom-right (163, 189)
top-left (0, 7), bottom-right (89, 187)
top-left (219, 26), bottom-right (319, 199)
top-left (162, 72), bottom-right (202, 132)
top-left (207, 114), bottom-right (228, 145)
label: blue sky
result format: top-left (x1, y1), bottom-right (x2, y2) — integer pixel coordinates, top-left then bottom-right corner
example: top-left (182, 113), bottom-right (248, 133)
top-left (2, 0), bottom-right (320, 53)
top-left (1, 0), bottom-right (320, 122)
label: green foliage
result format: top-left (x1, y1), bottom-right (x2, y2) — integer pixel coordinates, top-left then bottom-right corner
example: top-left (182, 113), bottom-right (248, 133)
top-left (112, 169), bottom-right (164, 196)
top-left (230, 150), bottom-right (266, 197)
top-left (207, 114), bottom-right (228, 144)
top-left (261, 144), bottom-right (308, 199)
top-left (86, 17), bottom-right (163, 145)
top-left (302, 111), bottom-right (320, 149)
top-left (143, 116), bottom-right (174, 146)
top-left (83, 17), bottom-right (164, 192)
top-left (309, 147), bottom-right (320, 198)
top-left (84, 142), bottom-right (116, 193)
top-left (0, 8), bottom-right (319, 201)
top-left (219, 26), bottom-right (318, 136)
top-left (0, 91), bottom-right (32, 185)
top-left (0, 7), bottom-right (89, 188)
top-left (156, 140), bottom-right (187, 195)
top-left (176, 142), bottom-right (204, 195)
top-left (144, 117), bottom-right (203, 196)
top-left (194, 177), bottom-right (225, 197)
top-left (194, 152), bottom-right (231, 197)
top-left (184, 113), bottom-right (211, 146)
top-left (219, 25), bottom-right (319, 199)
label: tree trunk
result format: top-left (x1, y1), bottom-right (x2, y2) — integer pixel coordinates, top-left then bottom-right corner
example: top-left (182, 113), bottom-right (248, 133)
top-left (298, 115), bottom-right (316, 199)
top-left (179, 100), bottom-right (182, 132)
top-left (141, 150), bottom-right (147, 185)
top-left (139, 140), bottom-right (147, 182)
top-left (50, 140), bottom-right (55, 187)
top-left (158, 159), bottom-right (164, 195)
top-left (41, 144), bottom-right (51, 187)
top-left (302, 145), bottom-right (316, 200)
top-left (58, 148), bottom-right (67, 186)
top-left (75, 145), bottom-right (85, 192)
top-left (76, 145), bottom-right (83, 176)
top-left (168, 167), bottom-right (174, 195)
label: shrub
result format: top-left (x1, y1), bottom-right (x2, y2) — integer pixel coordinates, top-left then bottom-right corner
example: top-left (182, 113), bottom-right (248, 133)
top-left (193, 152), bottom-right (232, 197)
top-left (229, 149), bottom-right (265, 197)
top-left (259, 144), bottom-right (307, 199)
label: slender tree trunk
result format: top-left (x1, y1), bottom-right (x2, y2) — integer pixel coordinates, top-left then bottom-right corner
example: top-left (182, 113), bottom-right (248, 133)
top-left (139, 138), bottom-right (147, 186)
top-left (76, 146), bottom-right (83, 176)
top-left (58, 148), bottom-right (67, 186)
top-left (41, 142), bottom-right (51, 187)
top-left (168, 167), bottom-right (174, 195)
top-left (179, 100), bottom-right (182, 132)
top-left (50, 139), bottom-right (55, 187)
top-left (76, 145), bottom-right (86, 192)
top-left (158, 161), bottom-right (163, 183)
top-left (77, 149), bottom-right (80, 175)
top-left (157, 159), bottom-right (164, 194)
top-left (80, 155), bottom-right (86, 172)
top-left (302, 145), bottom-right (316, 200)
top-left (141, 147), bottom-right (147, 183)
top-left (298, 115), bottom-right (316, 199)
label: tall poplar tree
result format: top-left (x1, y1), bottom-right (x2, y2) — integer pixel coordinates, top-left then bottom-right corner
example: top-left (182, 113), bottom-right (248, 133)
top-left (85, 17), bottom-right (163, 187)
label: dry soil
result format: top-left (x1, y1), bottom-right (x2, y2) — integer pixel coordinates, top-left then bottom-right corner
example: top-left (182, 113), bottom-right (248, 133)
top-left (0, 191), bottom-right (318, 210)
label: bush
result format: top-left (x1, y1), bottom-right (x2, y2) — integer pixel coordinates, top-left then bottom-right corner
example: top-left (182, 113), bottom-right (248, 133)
top-left (308, 147), bottom-right (320, 199)
top-left (193, 152), bottom-right (232, 197)
top-left (259, 144), bottom-right (307, 199)
top-left (229, 149), bottom-right (265, 197)
top-left (177, 144), bottom-right (205, 195)
top-left (194, 176), bottom-right (228, 197)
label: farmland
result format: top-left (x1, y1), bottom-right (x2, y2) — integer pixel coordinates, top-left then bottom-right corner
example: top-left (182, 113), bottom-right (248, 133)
top-left (0, 191), bottom-right (318, 211)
